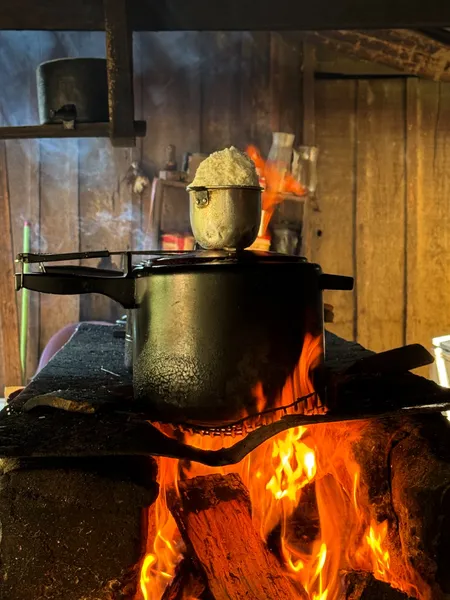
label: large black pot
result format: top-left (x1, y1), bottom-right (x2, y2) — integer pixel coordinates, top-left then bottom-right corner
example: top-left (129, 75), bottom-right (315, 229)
top-left (16, 251), bottom-right (353, 424)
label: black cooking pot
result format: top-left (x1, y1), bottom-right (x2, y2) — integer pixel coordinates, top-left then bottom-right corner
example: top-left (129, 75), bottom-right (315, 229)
top-left (16, 251), bottom-right (353, 424)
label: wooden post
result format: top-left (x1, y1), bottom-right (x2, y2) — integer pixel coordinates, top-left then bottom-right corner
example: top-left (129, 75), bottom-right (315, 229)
top-left (0, 141), bottom-right (22, 387)
top-left (104, 0), bottom-right (136, 147)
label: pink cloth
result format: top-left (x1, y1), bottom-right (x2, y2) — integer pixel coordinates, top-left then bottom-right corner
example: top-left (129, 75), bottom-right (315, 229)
top-left (36, 321), bottom-right (114, 373)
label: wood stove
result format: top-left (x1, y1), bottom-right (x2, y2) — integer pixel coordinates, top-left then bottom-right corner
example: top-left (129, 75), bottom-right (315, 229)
top-left (1, 321), bottom-right (450, 599)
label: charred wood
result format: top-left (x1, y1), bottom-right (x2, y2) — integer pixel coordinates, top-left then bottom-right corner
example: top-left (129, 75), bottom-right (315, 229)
top-left (343, 570), bottom-right (413, 599)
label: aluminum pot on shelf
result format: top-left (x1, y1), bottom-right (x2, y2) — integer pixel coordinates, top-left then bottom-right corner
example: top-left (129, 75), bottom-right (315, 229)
top-left (15, 251), bottom-right (353, 425)
top-left (37, 58), bottom-right (109, 125)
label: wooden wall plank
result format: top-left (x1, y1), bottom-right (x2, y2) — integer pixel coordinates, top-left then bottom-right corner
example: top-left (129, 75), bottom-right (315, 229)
top-left (0, 31), bottom-right (45, 384)
top-left (200, 32), bottom-right (243, 153)
top-left (270, 33), bottom-right (303, 139)
top-left (6, 132), bottom-right (40, 381)
top-left (39, 139), bottom-right (80, 352)
top-left (6, 140), bottom-right (40, 383)
top-left (0, 142), bottom-right (21, 386)
top-left (240, 32), bottom-right (272, 156)
top-left (356, 79), bottom-right (406, 351)
top-left (309, 79), bottom-right (357, 341)
top-left (78, 139), bottom-right (133, 321)
top-left (406, 79), bottom-right (450, 351)
top-left (141, 32), bottom-right (201, 170)
top-left (139, 32), bottom-right (201, 244)
top-left (131, 33), bottom-right (145, 249)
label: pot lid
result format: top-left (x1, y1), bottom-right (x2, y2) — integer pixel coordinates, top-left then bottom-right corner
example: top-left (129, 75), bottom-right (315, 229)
top-left (15, 249), bottom-right (309, 278)
top-left (134, 249), bottom-right (308, 271)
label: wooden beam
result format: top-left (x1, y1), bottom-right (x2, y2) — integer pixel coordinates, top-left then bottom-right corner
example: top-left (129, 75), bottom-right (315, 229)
top-left (306, 29), bottom-right (450, 82)
top-left (104, 0), bottom-right (136, 147)
top-left (0, 0), bottom-right (450, 31)
top-left (0, 142), bottom-right (22, 386)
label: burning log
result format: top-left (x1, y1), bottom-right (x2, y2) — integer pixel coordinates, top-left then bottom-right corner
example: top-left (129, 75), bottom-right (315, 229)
top-left (346, 413), bottom-right (450, 599)
top-left (168, 473), bottom-right (308, 600)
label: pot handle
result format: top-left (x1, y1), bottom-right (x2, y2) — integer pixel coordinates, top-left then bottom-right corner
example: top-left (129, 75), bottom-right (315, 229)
top-left (15, 272), bottom-right (137, 309)
top-left (319, 273), bottom-right (354, 291)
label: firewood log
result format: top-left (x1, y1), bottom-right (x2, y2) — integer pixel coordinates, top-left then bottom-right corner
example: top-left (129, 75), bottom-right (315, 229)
top-left (348, 414), bottom-right (450, 600)
top-left (167, 473), bottom-right (307, 600)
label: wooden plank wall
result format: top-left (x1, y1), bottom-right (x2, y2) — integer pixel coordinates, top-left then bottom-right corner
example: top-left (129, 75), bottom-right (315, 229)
top-left (312, 76), bottom-right (450, 356)
top-left (1, 30), bottom-right (450, 392)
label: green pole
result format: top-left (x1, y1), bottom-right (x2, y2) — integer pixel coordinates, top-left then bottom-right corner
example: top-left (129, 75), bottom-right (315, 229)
top-left (20, 221), bottom-right (31, 383)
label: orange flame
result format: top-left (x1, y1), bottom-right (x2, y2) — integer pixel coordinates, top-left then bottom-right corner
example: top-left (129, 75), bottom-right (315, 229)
top-left (246, 144), bottom-right (307, 236)
top-left (138, 330), bottom-right (425, 600)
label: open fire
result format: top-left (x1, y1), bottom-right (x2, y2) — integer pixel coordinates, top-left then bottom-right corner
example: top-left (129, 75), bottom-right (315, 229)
top-left (137, 333), bottom-right (424, 600)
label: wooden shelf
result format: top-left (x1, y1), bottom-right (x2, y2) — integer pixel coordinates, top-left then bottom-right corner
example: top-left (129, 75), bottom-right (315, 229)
top-left (0, 121), bottom-right (146, 142)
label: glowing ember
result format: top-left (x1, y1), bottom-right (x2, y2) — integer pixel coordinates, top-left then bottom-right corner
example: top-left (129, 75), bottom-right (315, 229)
top-left (138, 330), bottom-right (423, 600)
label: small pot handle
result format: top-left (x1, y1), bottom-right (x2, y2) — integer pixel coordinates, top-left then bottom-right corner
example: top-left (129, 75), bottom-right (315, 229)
top-left (319, 273), bottom-right (354, 291)
top-left (16, 272), bottom-right (137, 308)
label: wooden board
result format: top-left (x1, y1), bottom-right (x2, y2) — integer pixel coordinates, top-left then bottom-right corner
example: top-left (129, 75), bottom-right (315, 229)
top-left (356, 79), bottom-right (406, 352)
top-left (309, 79), bottom-right (357, 341)
top-left (406, 80), bottom-right (450, 352)
top-left (39, 139), bottom-right (80, 352)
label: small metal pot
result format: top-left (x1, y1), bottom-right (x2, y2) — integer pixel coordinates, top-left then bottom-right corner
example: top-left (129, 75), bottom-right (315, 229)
top-left (37, 58), bottom-right (109, 125)
top-left (188, 186), bottom-right (262, 250)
